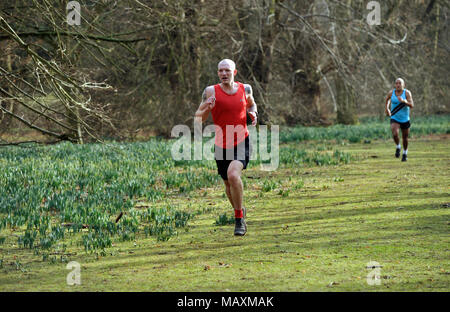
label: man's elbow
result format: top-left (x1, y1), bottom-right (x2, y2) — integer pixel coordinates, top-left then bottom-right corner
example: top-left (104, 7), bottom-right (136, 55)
top-left (195, 112), bottom-right (207, 123)
top-left (247, 103), bottom-right (257, 111)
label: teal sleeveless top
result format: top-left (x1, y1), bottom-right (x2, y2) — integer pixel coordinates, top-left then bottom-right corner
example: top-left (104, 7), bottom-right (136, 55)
top-left (390, 89), bottom-right (410, 123)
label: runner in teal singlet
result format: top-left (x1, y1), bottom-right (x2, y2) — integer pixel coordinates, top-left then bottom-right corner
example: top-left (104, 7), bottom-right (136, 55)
top-left (384, 78), bottom-right (414, 162)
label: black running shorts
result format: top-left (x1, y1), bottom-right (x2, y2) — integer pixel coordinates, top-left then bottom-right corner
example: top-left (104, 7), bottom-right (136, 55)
top-left (391, 119), bottom-right (411, 129)
top-left (214, 136), bottom-right (251, 180)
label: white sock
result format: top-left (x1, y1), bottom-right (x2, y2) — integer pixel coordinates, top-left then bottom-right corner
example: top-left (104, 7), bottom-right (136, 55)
top-left (396, 144), bottom-right (401, 149)
top-left (403, 149), bottom-right (408, 155)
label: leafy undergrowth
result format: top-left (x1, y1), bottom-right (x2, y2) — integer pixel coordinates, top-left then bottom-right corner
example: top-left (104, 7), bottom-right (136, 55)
top-left (0, 135), bottom-right (353, 260)
top-left (0, 137), bottom-right (448, 291)
top-left (0, 141), bottom-right (219, 257)
top-left (281, 115), bottom-right (450, 143)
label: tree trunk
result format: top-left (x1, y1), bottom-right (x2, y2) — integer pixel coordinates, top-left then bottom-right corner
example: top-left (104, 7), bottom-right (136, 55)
top-left (335, 77), bottom-right (357, 125)
top-left (288, 31), bottom-right (327, 126)
top-left (0, 47), bottom-right (15, 131)
top-left (238, 0), bottom-right (280, 124)
top-left (291, 64), bottom-right (323, 125)
top-left (334, 0), bottom-right (358, 125)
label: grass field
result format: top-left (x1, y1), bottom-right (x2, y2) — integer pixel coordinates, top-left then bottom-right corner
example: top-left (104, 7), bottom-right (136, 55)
top-left (0, 120), bottom-right (449, 291)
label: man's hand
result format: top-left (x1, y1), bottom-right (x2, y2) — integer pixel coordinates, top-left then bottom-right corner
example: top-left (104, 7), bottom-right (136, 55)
top-left (244, 84), bottom-right (257, 126)
top-left (397, 96), bottom-right (405, 103)
top-left (195, 87), bottom-right (215, 122)
top-left (248, 111), bottom-right (257, 126)
top-left (205, 96), bottom-right (216, 111)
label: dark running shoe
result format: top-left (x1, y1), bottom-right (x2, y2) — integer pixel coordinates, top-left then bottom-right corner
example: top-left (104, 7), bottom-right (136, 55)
top-left (234, 208), bottom-right (247, 236)
top-left (234, 218), bottom-right (247, 236)
top-left (395, 148), bottom-right (401, 158)
top-left (402, 154), bottom-right (407, 162)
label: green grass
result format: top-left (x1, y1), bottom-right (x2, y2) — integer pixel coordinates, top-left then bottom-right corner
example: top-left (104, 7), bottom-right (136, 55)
top-left (281, 115), bottom-right (450, 143)
top-left (0, 134), bottom-right (448, 291)
top-left (0, 136), bottom-right (353, 256)
top-left (0, 140), bottom-right (220, 254)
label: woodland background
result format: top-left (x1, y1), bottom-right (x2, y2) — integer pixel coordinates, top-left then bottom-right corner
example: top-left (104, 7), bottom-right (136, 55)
top-left (0, 0), bottom-right (448, 143)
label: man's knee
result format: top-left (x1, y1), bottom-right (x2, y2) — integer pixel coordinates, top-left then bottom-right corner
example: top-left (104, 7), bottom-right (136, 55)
top-left (227, 170), bottom-right (241, 185)
top-left (227, 161), bottom-right (243, 185)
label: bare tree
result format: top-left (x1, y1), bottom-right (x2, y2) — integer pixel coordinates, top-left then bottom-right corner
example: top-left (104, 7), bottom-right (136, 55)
top-left (0, 0), bottom-right (145, 143)
top-left (1, 0), bottom-right (447, 140)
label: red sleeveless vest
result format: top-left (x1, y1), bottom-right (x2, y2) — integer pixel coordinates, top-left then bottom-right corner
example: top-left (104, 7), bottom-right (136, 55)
top-left (211, 82), bottom-right (249, 149)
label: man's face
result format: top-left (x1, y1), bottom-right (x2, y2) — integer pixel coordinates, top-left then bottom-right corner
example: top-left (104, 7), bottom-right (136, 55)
top-left (218, 63), bottom-right (236, 84)
top-left (395, 80), bottom-right (403, 90)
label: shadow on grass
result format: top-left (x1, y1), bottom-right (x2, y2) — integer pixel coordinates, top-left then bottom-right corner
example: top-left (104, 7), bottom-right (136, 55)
top-left (82, 203), bottom-right (448, 271)
top-left (251, 194), bottom-right (448, 228)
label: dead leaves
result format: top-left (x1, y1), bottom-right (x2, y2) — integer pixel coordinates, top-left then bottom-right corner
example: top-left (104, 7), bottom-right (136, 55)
top-left (218, 261), bottom-right (232, 268)
top-left (327, 281), bottom-right (340, 287)
top-left (203, 262), bottom-right (232, 271)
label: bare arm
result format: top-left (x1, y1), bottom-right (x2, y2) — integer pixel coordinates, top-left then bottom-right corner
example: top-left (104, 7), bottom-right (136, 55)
top-left (403, 90), bottom-right (414, 109)
top-left (385, 90), bottom-right (393, 116)
top-left (194, 86), bottom-right (215, 123)
top-left (244, 84), bottom-right (257, 126)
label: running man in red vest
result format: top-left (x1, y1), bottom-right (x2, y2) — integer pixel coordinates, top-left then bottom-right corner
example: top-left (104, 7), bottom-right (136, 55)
top-left (195, 59), bottom-right (257, 236)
